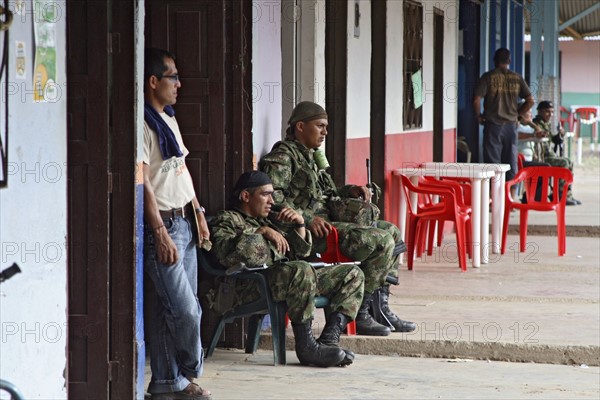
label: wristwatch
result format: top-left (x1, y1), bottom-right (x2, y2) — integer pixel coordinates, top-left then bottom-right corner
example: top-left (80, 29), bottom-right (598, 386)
top-left (195, 206), bottom-right (206, 214)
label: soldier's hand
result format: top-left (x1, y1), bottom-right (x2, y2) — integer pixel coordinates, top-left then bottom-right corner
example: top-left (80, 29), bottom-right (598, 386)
top-left (309, 216), bottom-right (332, 238)
top-left (154, 228), bottom-right (179, 266)
top-left (349, 185), bottom-right (372, 202)
top-left (257, 226), bottom-right (290, 254)
top-left (274, 207), bottom-right (304, 225)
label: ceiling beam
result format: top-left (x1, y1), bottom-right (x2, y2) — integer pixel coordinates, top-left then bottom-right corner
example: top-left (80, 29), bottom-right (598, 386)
top-left (559, 2), bottom-right (600, 31)
top-left (559, 20), bottom-right (583, 39)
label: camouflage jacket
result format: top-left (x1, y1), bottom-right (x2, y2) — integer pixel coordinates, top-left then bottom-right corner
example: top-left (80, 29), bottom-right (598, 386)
top-left (210, 208), bottom-right (312, 268)
top-left (533, 116), bottom-right (558, 158)
top-left (259, 140), bottom-right (356, 225)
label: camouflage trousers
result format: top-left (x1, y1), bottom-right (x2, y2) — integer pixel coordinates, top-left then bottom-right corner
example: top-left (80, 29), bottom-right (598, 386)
top-left (544, 154), bottom-right (575, 199)
top-left (231, 260), bottom-right (364, 323)
top-left (313, 220), bottom-right (401, 294)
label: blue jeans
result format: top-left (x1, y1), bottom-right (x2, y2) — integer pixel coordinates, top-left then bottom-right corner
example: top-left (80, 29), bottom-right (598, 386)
top-left (483, 121), bottom-right (518, 181)
top-left (144, 215), bottom-right (204, 394)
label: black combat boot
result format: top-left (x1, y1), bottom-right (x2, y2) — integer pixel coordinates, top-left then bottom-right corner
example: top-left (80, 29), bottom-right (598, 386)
top-left (371, 285), bottom-right (417, 332)
top-left (355, 293), bottom-right (392, 336)
top-left (291, 319), bottom-right (345, 367)
top-left (317, 312), bottom-right (355, 366)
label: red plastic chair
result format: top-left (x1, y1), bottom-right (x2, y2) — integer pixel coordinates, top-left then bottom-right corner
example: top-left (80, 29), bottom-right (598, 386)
top-left (318, 227), bottom-right (356, 335)
top-left (501, 166), bottom-right (573, 256)
top-left (559, 106), bottom-right (571, 131)
top-left (319, 226), bottom-right (353, 264)
top-left (400, 175), bottom-right (471, 271)
top-left (419, 177), bottom-right (472, 257)
top-left (517, 153), bottom-right (525, 171)
top-left (287, 227), bottom-right (357, 335)
top-left (572, 107), bottom-right (598, 143)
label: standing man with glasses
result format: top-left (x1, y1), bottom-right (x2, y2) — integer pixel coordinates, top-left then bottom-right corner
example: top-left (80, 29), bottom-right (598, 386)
top-left (143, 48), bottom-right (212, 399)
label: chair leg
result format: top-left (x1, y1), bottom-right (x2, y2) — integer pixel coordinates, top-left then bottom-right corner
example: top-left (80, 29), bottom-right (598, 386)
top-left (426, 220), bottom-right (436, 256)
top-left (519, 209), bottom-right (529, 253)
top-left (245, 314), bottom-right (265, 354)
top-left (501, 204), bottom-right (511, 254)
top-left (557, 209), bottom-right (566, 256)
top-left (467, 219), bottom-right (473, 259)
top-left (455, 219), bottom-right (468, 272)
top-left (206, 318), bottom-right (227, 358)
top-left (407, 218), bottom-right (419, 270)
top-left (268, 301), bottom-right (288, 365)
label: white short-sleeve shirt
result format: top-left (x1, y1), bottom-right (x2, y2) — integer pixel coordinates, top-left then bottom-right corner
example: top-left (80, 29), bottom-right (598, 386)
top-left (143, 113), bottom-right (196, 210)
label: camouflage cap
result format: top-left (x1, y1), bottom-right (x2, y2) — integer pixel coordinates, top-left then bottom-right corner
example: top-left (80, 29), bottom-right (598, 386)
top-left (537, 100), bottom-right (553, 110)
top-left (287, 101), bottom-right (328, 125)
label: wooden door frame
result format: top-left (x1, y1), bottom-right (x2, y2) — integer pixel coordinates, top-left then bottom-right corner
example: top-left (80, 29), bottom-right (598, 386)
top-left (433, 8), bottom-right (445, 162)
top-left (325, 0), bottom-right (347, 187)
top-left (67, 0), bottom-right (111, 396)
top-left (225, 0), bottom-right (254, 200)
top-left (108, 2), bottom-right (138, 397)
top-left (371, 0), bottom-right (387, 215)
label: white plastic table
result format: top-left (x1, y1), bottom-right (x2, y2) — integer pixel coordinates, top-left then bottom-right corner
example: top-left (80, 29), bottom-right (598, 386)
top-left (393, 162), bottom-right (510, 268)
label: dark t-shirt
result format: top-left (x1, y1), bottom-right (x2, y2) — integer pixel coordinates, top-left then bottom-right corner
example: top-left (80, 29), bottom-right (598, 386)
top-left (475, 67), bottom-right (531, 124)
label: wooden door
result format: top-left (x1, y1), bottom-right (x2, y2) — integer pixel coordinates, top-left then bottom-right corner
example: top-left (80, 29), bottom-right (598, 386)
top-left (145, 0), bottom-right (226, 213)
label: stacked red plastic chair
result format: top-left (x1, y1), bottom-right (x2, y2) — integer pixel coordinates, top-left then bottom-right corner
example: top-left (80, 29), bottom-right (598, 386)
top-left (399, 175), bottom-right (471, 271)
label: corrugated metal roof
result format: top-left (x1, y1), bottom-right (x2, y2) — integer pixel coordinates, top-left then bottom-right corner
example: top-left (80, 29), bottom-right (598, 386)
top-left (560, 0), bottom-right (600, 37)
top-left (525, 0), bottom-right (600, 39)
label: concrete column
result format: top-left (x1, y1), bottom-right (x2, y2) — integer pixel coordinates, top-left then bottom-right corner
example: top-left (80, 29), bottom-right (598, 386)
top-left (281, 0), bottom-right (297, 135)
top-left (527, 0), bottom-right (543, 100)
top-left (542, 0), bottom-right (560, 127)
top-left (542, 0), bottom-right (559, 78)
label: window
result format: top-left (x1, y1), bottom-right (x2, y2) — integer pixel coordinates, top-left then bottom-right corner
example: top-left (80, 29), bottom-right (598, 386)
top-left (403, 1), bottom-right (423, 129)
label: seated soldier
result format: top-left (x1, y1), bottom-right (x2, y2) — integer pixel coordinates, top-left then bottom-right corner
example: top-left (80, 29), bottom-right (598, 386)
top-left (533, 101), bottom-right (581, 206)
top-left (259, 101), bottom-right (416, 336)
top-left (517, 110), bottom-right (551, 203)
top-left (210, 171), bottom-right (365, 368)
top-left (518, 110), bottom-right (549, 165)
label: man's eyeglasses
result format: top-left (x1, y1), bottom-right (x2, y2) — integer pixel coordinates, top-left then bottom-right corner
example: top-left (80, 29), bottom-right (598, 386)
top-left (158, 74), bottom-right (179, 83)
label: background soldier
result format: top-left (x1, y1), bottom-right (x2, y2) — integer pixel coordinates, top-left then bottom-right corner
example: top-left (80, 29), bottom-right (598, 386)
top-left (210, 171), bottom-right (365, 367)
top-left (259, 101), bottom-right (416, 337)
top-left (533, 101), bottom-right (581, 205)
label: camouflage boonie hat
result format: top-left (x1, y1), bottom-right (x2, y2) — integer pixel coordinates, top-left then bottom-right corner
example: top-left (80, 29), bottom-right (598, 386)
top-left (288, 101), bottom-right (328, 125)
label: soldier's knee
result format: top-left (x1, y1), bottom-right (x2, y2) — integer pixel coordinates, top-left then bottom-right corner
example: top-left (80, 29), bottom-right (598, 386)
top-left (348, 266), bottom-right (365, 283)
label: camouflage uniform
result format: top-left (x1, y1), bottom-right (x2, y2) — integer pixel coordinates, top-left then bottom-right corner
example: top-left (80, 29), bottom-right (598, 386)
top-left (259, 140), bottom-right (401, 294)
top-left (209, 209), bottom-right (364, 323)
top-left (534, 116), bottom-right (575, 200)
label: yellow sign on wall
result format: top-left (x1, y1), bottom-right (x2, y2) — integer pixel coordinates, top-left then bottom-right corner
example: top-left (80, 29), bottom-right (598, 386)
top-left (33, 0), bottom-right (57, 102)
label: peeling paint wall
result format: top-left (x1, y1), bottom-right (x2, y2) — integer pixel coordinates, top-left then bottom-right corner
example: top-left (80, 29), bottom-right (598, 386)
top-left (0, 2), bottom-right (68, 398)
